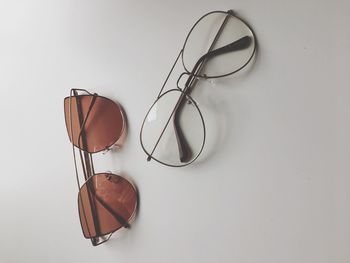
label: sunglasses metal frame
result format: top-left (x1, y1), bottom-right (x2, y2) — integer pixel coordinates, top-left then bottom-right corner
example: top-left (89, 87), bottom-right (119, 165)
top-left (64, 88), bottom-right (137, 246)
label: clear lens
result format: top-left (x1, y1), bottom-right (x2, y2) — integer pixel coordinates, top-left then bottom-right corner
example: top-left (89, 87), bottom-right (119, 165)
top-left (140, 89), bottom-right (205, 167)
top-left (182, 11), bottom-right (255, 78)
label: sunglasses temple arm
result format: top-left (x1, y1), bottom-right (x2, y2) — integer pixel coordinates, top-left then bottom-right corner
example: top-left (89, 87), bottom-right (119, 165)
top-left (74, 93), bottom-right (104, 238)
top-left (94, 194), bottom-right (131, 228)
top-left (78, 97), bottom-right (129, 232)
top-left (91, 233), bottom-right (112, 246)
top-left (76, 95), bottom-right (98, 156)
top-left (78, 97), bottom-right (130, 235)
top-left (71, 88), bottom-right (93, 95)
top-left (70, 92), bottom-right (100, 239)
top-left (83, 188), bottom-right (130, 246)
top-left (70, 91), bottom-right (130, 244)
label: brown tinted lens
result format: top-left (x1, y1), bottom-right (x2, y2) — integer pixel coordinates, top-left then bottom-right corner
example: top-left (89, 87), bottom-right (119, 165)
top-left (64, 95), bottom-right (124, 153)
top-left (78, 173), bottom-right (137, 238)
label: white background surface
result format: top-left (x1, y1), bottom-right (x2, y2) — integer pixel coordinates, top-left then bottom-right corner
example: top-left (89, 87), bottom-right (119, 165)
top-left (0, 0), bottom-right (349, 262)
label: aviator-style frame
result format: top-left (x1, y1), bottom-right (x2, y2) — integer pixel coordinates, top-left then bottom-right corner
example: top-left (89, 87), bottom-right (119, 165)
top-left (140, 10), bottom-right (257, 167)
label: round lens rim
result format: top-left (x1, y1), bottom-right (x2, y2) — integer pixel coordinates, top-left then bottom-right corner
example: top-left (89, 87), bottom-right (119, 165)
top-left (140, 88), bottom-right (206, 167)
top-left (181, 10), bottom-right (257, 79)
top-left (63, 94), bottom-right (127, 154)
top-left (77, 172), bottom-right (138, 239)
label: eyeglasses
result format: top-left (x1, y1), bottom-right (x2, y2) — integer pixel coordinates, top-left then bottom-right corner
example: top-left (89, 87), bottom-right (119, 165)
top-left (64, 88), bottom-right (138, 246)
top-left (140, 10), bottom-right (256, 167)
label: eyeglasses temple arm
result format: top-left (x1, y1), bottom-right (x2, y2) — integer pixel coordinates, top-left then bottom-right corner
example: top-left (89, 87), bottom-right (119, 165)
top-left (173, 105), bottom-right (192, 162)
top-left (172, 36), bottom-right (252, 162)
top-left (202, 35), bottom-right (252, 61)
top-left (170, 16), bottom-right (229, 163)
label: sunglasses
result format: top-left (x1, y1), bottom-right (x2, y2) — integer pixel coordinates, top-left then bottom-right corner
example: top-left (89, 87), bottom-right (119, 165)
top-left (140, 10), bottom-right (257, 167)
top-left (64, 88), bottom-right (138, 246)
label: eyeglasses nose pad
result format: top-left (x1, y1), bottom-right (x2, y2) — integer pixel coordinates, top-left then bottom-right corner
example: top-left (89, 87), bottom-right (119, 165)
top-left (207, 78), bottom-right (216, 86)
top-left (186, 95), bottom-right (198, 107)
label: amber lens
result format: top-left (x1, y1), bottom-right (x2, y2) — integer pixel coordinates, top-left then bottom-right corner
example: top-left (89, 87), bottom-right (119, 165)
top-left (64, 95), bottom-right (125, 153)
top-left (78, 173), bottom-right (137, 238)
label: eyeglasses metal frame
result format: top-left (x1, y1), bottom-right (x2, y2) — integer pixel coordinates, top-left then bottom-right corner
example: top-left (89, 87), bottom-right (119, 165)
top-left (140, 9), bottom-right (257, 167)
